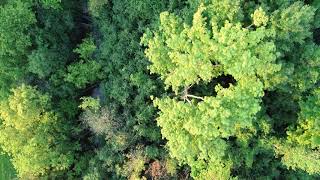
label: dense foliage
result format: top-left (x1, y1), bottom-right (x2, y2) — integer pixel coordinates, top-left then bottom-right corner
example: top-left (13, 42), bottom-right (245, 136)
top-left (0, 0), bottom-right (319, 179)
top-left (143, 0), bottom-right (320, 179)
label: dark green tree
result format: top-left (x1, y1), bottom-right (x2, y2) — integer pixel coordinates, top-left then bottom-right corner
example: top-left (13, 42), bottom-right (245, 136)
top-left (0, 1), bottom-right (36, 98)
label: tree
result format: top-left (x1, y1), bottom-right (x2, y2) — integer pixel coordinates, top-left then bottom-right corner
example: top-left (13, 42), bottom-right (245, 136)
top-left (0, 85), bottom-right (78, 177)
top-left (288, 88), bottom-right (320, 149)
top-left (38, 0), bottom-right (62, 9)
top-left (88, 0), bottom-right (109, 17)
top-left (275, 143), bottom-right (320, 175)
top-left (65, 37), bottom-right (104, 88)
top-left (78, 1), bottom-right (188, 178)
top-left (1, 0), bottom-right (318, 179)
top-left (143, 1), bottom-right (319, 179)
top-left (0, 1), bottom-right (36, 98)
top-left (27, 1), bottom-right (76, 79)
top-left (274, 88), bottom-right (320, 175)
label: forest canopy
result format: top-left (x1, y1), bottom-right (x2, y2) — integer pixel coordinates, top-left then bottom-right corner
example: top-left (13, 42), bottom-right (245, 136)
top-left (0, 0), bottom-right (319, 179)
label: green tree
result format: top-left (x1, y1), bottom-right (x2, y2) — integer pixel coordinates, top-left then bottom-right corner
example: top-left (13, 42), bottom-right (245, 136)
top-left (0, 1), bottom-right (36, 98)
top-left (275, 143), bottom-right (320, 175)
top-left (38, 0), bottom-right (62, 9)
top-left (27, 7), bottom-right (75, 79)
top-left (88, 0), bottom-right (109, 17)
top-left (143, 1), bottom-right (319, 179)
top-left (0, 85), bottom-right (78, 177)
top-left (274, 88), bottom-right (320, 175)
top-left (288, 88), bottom-right (320, 149)
top-left (65, 37), bottom-right (104, 88)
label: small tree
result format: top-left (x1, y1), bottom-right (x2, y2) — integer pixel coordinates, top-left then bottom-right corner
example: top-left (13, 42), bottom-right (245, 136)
top-left (65, 37), bottom-right (104, 88)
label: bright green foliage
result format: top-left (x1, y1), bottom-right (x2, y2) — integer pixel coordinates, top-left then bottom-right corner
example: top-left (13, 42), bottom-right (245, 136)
top-left (65, 37), bottom-right (103, 88)
top-left (252, 7), bottom-right (269, 27)
top-left (0, 0), bottom-right (85, 178)
top-left (275, 143), bottom-right (320, 175)
top-left (65, 60), bottom-right (103, 88)
top-left (288, 43), bottom-right (320, 93)
top-left (155, 79), bottom-right (263, 139)
top-left (261, 2), bottom-right (318, 93)
top-left (79, 97), bottom-right (100, 111)
top-left (184, 0), bottom-right (244, 26)
top-left (154, 78), bottom-right (264, 178)
top-left (288, 89), bottom-right (320, 148)
top-left (144, 0), bottom-right (320, 179)
top-left (0, 85), bottom-right (77, 177)
top-left (144, 3), bottom-right (281, 92)
top-left (0, 0), bottom-right (96, 179)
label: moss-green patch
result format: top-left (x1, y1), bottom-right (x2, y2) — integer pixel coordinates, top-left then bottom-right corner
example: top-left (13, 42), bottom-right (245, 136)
top-left (0, 150), bottom-right (16, 180)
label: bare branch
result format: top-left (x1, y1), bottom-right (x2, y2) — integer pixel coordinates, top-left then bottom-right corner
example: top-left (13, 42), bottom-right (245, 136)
top-left (186, 94), bottom-right (204, 101)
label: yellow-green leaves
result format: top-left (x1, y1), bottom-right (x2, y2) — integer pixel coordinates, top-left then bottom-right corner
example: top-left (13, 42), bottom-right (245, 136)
top-left (205, 0), bottom-right (244, 25)
top-left (154, 78), bottom-right (264, 178)
top-left (143, 0), bottom-right (320, 178)
top-left (252, 7), bottom-right (269, 27)
top-left (214, 22), bottom-right (280, 84)
top-left (65, 60), bottom-right (103, 88)
top-left (0, 85), bottom-right (75, 177)
top-left (79, 97), bottom-right (100, 111)
top-left (144, 2), bottom-right (280, 178)
top-left (146, 6), bottom-right (219, 92)
top-left (275, 144), bottom-right (320, 175)
top-left (290, 43), bottom-right (320, 93)
top-left (0, 85), bottom-right (51, 131)
top-left (145, 4), bottom-right (282, 93)
top-left (288, 88), bottom-right (320, 149)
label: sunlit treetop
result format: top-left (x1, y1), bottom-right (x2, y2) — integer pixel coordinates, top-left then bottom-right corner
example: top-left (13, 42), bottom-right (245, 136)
top-left (143, 0), bottom-right (319, 178)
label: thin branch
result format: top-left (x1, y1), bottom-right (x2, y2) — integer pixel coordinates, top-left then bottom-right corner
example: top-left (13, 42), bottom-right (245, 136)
top-left (186, 94), bottom-right (204, 101)
top-left (180, 85), bottom-right (204, 102)
top-left (245, 24), bottom-right (254, 29)
top-left (185, 98), bottom-right (191, 104)
top-left (180, 85), bottom-right (192, 94)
